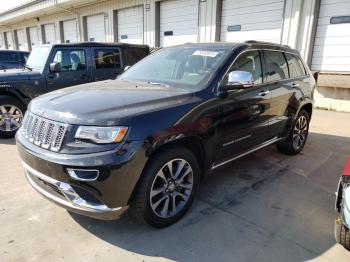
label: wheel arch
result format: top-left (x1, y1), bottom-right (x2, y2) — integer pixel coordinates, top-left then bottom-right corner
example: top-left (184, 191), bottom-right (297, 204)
top-left (128, 135), bottom-right (207, 205)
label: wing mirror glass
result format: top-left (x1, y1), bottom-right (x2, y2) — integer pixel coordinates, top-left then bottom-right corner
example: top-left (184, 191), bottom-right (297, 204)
top-left (220, 70), bottom-right (254, 91)
top-left (49, 62), bottom-right (61, 73)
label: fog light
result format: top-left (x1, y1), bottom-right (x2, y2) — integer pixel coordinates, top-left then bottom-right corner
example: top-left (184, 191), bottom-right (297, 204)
top-left (67, 169), bottom-right (99, 181)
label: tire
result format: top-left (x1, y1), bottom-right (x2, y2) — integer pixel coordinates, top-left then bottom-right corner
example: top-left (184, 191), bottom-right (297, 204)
top-left (131, 145), bottom-right (200, 228)
top-left (0, 96), bottom-right (26, 138)
top-left (277, 110), bottom-right (310, 155)
top-left (335, 218), bottom-right (350, 250)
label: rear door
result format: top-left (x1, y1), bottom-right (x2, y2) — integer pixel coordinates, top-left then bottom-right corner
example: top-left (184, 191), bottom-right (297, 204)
top-left (93, 47), bottom-right (122, 81)
top-left (46, 47), bottom-right (91, 91)
top-left (263, 50), bottom-right (295, 139)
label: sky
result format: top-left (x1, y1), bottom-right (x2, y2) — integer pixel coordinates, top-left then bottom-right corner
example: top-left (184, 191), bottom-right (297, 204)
top-left (1, 0), bottom-right (32, 12)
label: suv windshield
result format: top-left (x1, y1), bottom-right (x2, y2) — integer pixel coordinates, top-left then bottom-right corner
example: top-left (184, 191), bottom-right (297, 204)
top-left (26, 46), bottom-right (51, 71)
top-left (120, 47), bottom-right (230, 89)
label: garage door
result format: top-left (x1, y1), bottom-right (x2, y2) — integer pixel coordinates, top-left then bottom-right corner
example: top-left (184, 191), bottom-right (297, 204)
top-left (117, 6), bottom-right (144, 44)
top-left (311, 0), bottom-right (350, 72)
top-left (16, 29), bottom-right (26, 51)
top-left (220, 0), bottom-right (284, 43)
top-left (44, 23), bottom-right (56, 45)
top-left (160, 0), bottom-right (198, 47)
top-left (86, 14), bottom-right (106, 42)
top-left (63, 19), bottom-right (78, 43)
top-left (29, 27), bottom-right (39, 47)
top-left (6, 32), bottom-right (14, 50)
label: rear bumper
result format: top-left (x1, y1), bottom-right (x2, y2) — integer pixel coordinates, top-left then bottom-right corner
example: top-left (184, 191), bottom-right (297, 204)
top-left (23, 161), bottom-right (128, 220)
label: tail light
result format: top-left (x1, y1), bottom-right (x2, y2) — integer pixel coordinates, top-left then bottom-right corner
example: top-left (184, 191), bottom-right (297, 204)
top-left (342, 158), bottom-right (350, 183)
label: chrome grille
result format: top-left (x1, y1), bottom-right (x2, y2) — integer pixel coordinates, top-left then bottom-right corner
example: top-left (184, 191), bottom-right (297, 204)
top-left (21, 112), bottom-right (68, 152)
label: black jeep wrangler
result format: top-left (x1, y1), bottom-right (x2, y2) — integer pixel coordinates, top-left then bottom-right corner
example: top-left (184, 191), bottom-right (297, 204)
top-left (0, 42), bottom-right (149, 138)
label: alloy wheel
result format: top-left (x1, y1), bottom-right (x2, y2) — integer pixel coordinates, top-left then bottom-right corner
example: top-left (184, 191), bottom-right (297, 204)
top-left (0, 104), bottom-right (23, 132)
top-left (292, 115), bottom-right (308, 150)
top-left (150, 158), bottom-right (194, 218)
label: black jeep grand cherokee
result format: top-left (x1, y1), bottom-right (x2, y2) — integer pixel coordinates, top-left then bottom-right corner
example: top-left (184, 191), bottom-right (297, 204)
top-left (16, 41), bottom-right (315, 227)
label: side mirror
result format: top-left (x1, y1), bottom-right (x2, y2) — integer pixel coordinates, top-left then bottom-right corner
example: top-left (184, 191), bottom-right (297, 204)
top-left (220, 70), bottom-right (254, 91)
top-left (49, 62), bottom-right (61, 73)
top-left (124, 65), bottom-right (131, 71)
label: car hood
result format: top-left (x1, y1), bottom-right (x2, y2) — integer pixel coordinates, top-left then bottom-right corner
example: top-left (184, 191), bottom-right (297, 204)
top-left (29, 79), bottom-right (198, 126)
top-left (0, 68), bottom-right (40, 81)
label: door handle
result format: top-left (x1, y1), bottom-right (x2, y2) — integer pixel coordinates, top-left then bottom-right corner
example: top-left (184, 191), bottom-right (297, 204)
top-left (291, 82), bottom-right (300, 88)
top-left (258, 90), bottom-right (270, 96)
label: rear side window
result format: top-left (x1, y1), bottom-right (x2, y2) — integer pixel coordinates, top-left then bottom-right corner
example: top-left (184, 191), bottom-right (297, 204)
top-left (264, 50), bottom-right (288, 82)
top-left (94, 49), bottom-right (121, 69)
top-left (124, 48), bottom-right (148, 65)
top-left (226, 50), bottom-right (263, 84)
top-left (285, 53), bottom-right (306, 78)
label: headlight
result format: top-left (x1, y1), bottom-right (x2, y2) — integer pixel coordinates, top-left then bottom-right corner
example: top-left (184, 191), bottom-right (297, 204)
top-left (75, 126), bottom-right (128, 144)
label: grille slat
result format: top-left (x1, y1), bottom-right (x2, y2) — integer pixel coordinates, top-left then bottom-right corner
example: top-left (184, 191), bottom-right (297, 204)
top-left (20, 112), bottom-right (68, 152)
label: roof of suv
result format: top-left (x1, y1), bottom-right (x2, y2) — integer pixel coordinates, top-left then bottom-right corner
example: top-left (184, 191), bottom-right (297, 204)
top-left (48, 42), bottom-right (149, 49)
top-left (0, 49), bottom-right (30, 54)
top-left (172, 41), bottom-right (299, 54)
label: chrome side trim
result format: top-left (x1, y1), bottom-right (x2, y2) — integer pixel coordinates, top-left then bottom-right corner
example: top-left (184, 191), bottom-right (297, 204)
top-left (211, 137), bottom-right (283, 170)
top-left (22, 161), bottom-right (121, 213)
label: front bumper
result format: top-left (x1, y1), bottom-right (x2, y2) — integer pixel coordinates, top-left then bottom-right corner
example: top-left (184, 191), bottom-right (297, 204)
top-left (336, 178), bottom-right (350, 228)
top-left (17, 133), bottom-right (148, 220)
top-left (23, 161), bottom-right (127, 220)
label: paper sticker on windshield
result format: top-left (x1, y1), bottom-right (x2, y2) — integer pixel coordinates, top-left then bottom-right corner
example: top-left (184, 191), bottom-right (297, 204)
top-left (192, 50), bottom-right (219, 57)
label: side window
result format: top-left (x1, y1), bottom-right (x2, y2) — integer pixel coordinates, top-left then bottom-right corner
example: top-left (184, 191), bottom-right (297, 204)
top-left (285, 53), bottom-right (306, 78)
top-left (226, 50), bottom-right (263, 84)
top-left (11, 54), bottom-right (20, 63)
top-left (0, 53), bottom-right (12, 62)
top-left (94, 49), bottom-right (121, 69)
top-left (264, 50), bottom-right (288, 82)
top-left (52, 49), bottom-right (86, 71)
top-left (123, 48), bottom-right (147, 66)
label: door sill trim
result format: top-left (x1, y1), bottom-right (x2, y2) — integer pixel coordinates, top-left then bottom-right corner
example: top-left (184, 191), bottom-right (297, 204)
top-left (211, 137), bottom-right (283, 170)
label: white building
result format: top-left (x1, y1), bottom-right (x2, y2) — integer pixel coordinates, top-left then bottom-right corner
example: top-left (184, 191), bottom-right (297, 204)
top-left (0, 0), bottom-right (349, 111)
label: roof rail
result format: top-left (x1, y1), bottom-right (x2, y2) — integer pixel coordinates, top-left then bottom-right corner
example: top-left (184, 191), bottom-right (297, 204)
top-left (244, 40), bottom-right (291, 48)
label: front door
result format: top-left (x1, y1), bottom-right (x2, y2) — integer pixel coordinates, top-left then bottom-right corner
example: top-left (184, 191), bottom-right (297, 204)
top-left (213, 50), bottom-right (272, 165)
top-left (46, 48), bottom-right (91, 92)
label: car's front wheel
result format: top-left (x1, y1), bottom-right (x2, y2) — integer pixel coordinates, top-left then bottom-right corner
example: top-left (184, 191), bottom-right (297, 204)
top-left (131, 146), bottom-right (200, 227)
top-left (0, 96), bottom-right (25, 138)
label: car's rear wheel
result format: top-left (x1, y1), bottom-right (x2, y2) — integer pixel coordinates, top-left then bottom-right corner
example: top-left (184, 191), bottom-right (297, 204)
top-left (277, 109), bottom-right (310, 155)
top-left (0, 96), bottom-right (25, 138)
top-left (335, 218), bottom-right (350, 250)
top-left (131, 146), bottom-right (200, 227)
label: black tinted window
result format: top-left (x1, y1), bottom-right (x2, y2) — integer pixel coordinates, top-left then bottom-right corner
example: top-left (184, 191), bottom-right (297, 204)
top-left (227, 50), bottom-right (263, 84)
top-left (285, 53), bottom-right (306, 78)
top-left (94, 49), bottom-right (121, 69)
top-left (0, 53), bottom-right (18, 62)
top-left (264, 51), bottom-right (288, 82)
top-left (124, 48), bottom-right (148, 65)
top-left (52, 49), bottom-right (86, 71)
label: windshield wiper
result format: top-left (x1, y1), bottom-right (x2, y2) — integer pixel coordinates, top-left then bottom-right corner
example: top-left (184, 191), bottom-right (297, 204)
top-left (23, 65), bottom-right (32, 71)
